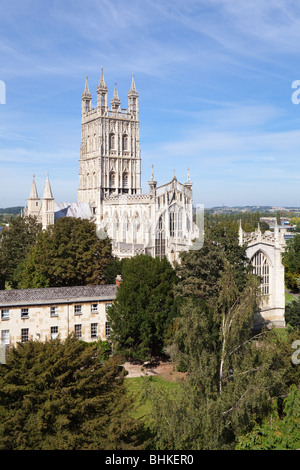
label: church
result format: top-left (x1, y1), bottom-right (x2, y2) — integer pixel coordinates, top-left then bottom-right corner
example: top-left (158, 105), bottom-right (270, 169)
top-left (24, 69), bottom-right (199, 264)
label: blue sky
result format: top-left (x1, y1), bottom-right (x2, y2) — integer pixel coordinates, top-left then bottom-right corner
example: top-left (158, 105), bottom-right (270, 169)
top-left (1, 0), bottom-right (300, 209)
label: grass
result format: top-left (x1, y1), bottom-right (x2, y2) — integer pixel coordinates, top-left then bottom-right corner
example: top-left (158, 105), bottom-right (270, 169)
top-left (125, 376), bottom-right (181, 421)
top-left (285, 292), bottom-right (297, 305)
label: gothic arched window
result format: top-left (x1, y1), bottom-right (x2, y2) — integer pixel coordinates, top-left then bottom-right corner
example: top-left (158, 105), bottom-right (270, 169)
top-left (169, 210), bottom-right (175, 237)
top-left (122, 134), bottom-right (128, 151)
top-left (251, 250), bottom-right (270, 295)
top-left (155, 216), bottom-right (165, 260)
top-left (109, 171), bottom-right (115, 188)
top-left (122, 172), bottom-right (129, 188)
top-left (109, 133), bottom-right (115, 150)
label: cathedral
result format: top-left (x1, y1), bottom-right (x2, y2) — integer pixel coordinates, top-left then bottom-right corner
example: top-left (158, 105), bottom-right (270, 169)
top-left (24, 69), bottom-right (286, 329)
top-left (25, 69), bottom-right (199, 263)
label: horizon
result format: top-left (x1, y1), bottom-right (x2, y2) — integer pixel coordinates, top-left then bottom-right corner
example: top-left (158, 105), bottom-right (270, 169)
top-left (1, 1), bottom-right (300, 208)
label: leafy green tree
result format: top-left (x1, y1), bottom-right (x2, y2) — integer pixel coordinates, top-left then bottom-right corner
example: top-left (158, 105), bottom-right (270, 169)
top-left (175, 226), bottom-right (250, 307)
top-left (15, 217), bottom-right (114, 288)
top-left (146, 222), bottom-right (292, 451)
top-left (236, 385), bottom-right (300, 450)
top-left (0, 215), bottom-right (42, 289)
top-left (107, 254), bottom-right (178, 362)
top-left (283, 234), bottom-right (300, 291)
top-left (285, 298), bottom-right (300, 329)
top-left (0, 335), bottom-right (144, 450)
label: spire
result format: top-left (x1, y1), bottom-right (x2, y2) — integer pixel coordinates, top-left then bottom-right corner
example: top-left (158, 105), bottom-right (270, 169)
top-left (187, 168), bottom-right (191, 184)
top-left (111, 81), bottom-right (121, 109)
top-left (130, 73), bottom-right (136, 93)
top-left (83, 75), bottom-right (90, 95)
top-left (43, 172), bottom-right (53, 199)
top-left (29, 173), bottom-right (39, 199)
top-left (99, 66), bottom-right (106, 88)
top-left (148, 164), bottom-right (157, 196)
top-left (129, 73), bottom-right (138, 96)
top-left (112, 81), bottom-right (119, 101)
top-left (185, 168), bottom-right (192, 189)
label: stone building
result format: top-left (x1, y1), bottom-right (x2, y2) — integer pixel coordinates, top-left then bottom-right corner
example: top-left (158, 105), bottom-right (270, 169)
top-left (0, 284), bottom-right (117, 350)
top-left (25, 69), bottom-right (199, 263)
top-left (239, 220), bottom-right (286, 328)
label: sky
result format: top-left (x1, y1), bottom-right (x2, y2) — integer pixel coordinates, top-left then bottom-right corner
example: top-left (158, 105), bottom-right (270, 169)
top-left (1, 0), bottom-right (300, 209)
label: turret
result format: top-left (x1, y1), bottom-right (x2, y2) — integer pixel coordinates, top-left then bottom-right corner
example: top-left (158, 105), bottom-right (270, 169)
top-left (27, 173), bottom-right (41, 218)
top-left (148, 165), bottom-right (157, 197)
top-left (128, 73), bottom-right (139, 118)
top-left (111, 81), bottom-right (121, 112)
top-left (82, 76), bottom-right (92, 115)
top-left (41, 172), bottom-right (54, 229)
top-left (184, 168), bottom-right (193, 190)
top-left (97, 67), bottom-right (108, 111)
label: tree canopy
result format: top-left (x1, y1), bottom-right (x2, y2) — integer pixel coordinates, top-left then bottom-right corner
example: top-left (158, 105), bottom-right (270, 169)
top-left (15, 217), bottom-right (114, 288)
top-left (0, 335), bottom-right (144, 450)
top-left (0, 215), bottom-right (42, 289)
top-left (283, 234), bottom-right (300, 291)
top-left (145, 226), bottom-right (296, 450)
top-left (107, 254), bottom-right (178, 362)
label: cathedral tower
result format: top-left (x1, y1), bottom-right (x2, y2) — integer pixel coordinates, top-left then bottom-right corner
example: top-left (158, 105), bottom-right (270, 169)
top-left (78, 69), bottom-right (142, 219)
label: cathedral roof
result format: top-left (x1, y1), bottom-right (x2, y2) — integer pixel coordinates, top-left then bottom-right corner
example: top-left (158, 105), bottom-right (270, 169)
top-left (54, 202), bottom-right (94, 221)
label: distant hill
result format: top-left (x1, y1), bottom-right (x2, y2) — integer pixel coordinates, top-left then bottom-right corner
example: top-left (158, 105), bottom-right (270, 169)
top-left (206, 206), bottom-right (300, 214)
top-left (0, 207), bottom-right (24, 215)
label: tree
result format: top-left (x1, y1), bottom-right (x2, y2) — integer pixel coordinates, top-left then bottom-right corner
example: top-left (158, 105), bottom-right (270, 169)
top-left (145, 220), bottom-right (292, 450)
top-left (0, 215), bottom-right (42, 289)
top-left (15, 217), bottom-right (114, 288)
top-left (175, 225), bottom-right (251, 306)
top-left (285, 298), bottom-right (300, 329)
top-left (147, 266), bottom-right (289, 450)
top-left (0, 335), bottom-right (144, 450)
top-left (107, 254), bottom-right (178, 362)
top-left (282, 234), bottom-right (300, 291)
top-left (236, 385), bottom-right (300, 450)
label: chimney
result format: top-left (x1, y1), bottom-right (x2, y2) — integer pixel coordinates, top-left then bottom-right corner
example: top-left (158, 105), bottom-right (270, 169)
top-left (115, 275), bottom-right (123, 288)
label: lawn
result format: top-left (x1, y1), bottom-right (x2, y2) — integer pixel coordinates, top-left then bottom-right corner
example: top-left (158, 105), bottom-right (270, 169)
top-left (285, 292), bottom-right (297, 304)
top-left (125, 376), bottom-right (181, 421)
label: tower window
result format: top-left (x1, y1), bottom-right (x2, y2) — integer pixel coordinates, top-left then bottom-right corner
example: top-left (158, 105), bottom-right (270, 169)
top-left (122, 135), bottom-right (128, 151)
top-left (122, 172), bottom-right (129, 188)
top-left (109, 172), bottom-right (115, 188)
top-left (109, 133), bottom-right (115, 150)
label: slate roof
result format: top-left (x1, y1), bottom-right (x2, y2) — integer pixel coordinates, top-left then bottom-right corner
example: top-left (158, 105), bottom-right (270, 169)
top-left (54, 202), bottom-right (94, 221)
top-left (0, 284), bottom-right (117, 307)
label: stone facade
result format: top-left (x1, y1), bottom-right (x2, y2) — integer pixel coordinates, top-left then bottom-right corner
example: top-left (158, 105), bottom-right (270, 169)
top-left (239, 221), bottom-right (286, 328)
top-left (0, 284), bottom-right (117, 349)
